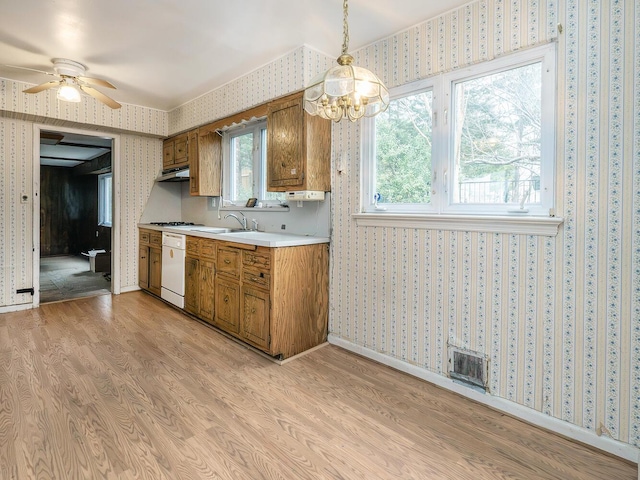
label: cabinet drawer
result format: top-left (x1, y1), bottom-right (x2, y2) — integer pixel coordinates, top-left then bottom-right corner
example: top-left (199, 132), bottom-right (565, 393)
top-left (217, 247), bottom-right (241, 278)
top-left (200, 239), bottom-right (216, 259)
top-left (140, 230), bottom-right (150, 244)
top-left (243, 250), bottom-right (271, 269)
top-left (150, 232), bottom-right (162, 247)
top-left (186, 236), bottom-right (199, 256)
top-left (243, 268), bottom-right (270, 291)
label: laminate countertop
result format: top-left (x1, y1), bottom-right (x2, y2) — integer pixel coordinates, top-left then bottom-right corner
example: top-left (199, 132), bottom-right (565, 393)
top-left (138, 224), bottom-right (329, 248)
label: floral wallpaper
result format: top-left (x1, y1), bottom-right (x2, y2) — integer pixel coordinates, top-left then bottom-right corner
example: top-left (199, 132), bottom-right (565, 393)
top-left (0, 79), bottom-right (166, 303)
top-left (328, 0), bottom-right (640, 455)
top-left (0, 0), bottom-right (637, 460)
top-left (168, 46), bottom-right (332, 135)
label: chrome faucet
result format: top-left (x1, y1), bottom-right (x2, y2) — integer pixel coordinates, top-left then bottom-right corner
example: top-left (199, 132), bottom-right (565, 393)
top-left (224, 212), bottom-right (247, 230)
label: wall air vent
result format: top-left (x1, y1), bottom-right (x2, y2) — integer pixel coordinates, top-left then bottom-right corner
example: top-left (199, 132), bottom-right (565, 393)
top-left (448, 346), bottom-right (488, 392)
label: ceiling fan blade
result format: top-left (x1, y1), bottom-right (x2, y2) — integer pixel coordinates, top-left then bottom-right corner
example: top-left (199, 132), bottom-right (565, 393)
top-left (23, 81), bottom-right (61, 94)
top-left (5, 65), bottom-right (56, 77)
top-left (80, 85), bottom-right (121, 109)
top-left (78, 76), bottom-right (116, 89)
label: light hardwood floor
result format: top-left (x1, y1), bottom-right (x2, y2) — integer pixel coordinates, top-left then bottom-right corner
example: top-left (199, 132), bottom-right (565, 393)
top-left (0, 292), bottom-right (635, 479)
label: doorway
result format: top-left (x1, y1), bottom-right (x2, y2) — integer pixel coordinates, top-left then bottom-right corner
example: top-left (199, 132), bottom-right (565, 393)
top-left (37, 129), bottom-right (114, 303)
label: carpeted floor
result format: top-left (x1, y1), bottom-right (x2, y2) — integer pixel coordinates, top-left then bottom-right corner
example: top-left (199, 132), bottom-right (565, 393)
top-left (40, 255), bottom-right (111, 303)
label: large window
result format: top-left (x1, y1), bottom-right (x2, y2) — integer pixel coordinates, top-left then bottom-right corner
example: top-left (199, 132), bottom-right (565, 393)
top-left (223, 120), bottom-right (284, 205)
top-left (98, 173), bottom-right (112, 227)
top-left (362, 43), bottom-right (556, 217)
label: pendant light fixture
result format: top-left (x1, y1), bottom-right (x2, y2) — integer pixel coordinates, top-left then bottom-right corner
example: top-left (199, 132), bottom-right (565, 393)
top-left (303, 0), bottom-right (389, 122)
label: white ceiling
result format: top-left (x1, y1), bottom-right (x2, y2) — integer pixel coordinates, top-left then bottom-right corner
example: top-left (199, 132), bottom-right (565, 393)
top-left (0, 0), bottom-right (469, 111)
top-left (40, 131), bottom-right (112, 167)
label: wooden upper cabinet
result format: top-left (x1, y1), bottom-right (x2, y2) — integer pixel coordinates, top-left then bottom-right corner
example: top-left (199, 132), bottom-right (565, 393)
top-left (189, 126), bottom-right (222, 197)
top-left (163, 132), bottom-right (189, 171)
top-left (188, 129), bottom-right (199, 195)
top-left (267, 92), bottom-right (331, 192)
top-left (163, 139), bottom-right (175, 170)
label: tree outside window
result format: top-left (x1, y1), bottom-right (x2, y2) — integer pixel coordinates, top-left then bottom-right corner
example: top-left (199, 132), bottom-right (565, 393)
top-left (364, 43), bottom-right (555, 217)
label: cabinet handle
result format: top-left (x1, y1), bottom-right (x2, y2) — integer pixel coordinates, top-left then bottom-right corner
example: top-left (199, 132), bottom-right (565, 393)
top-left (281, 162), bottom-right (286, 167)
top-left (251, 277), bottom-right (258, 282)
top-left (224, 295), bottom-right (229, 303)
top-left (224, 259), bottom-right (231, 264)
top-left (251, 308), bottom-right (256, 314)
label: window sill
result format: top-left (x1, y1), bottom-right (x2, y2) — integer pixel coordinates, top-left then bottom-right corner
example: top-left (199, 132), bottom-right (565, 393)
top-left (352, 213), bottom-right (563, 236)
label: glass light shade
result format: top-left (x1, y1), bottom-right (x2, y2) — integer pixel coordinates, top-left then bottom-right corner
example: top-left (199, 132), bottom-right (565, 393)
top-left (57, 84), bottom-right (81, 103)
top-left (304, 55), bottom-right (389, 122)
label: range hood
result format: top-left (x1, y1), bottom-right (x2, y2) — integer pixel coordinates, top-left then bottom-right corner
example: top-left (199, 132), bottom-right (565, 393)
top-left (156, 168), bottom-right (190, 182)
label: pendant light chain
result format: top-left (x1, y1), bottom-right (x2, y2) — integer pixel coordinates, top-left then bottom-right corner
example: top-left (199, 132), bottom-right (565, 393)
top-left (341, 0), bottom-right (349, 56)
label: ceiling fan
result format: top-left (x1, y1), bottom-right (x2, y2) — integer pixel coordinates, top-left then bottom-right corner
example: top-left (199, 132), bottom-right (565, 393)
top-left (7, 58), bottom-right (121, 109)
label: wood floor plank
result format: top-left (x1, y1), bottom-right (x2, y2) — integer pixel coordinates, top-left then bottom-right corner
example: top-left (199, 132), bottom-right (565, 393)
top-left (0, 291), bottom-right (635, 479)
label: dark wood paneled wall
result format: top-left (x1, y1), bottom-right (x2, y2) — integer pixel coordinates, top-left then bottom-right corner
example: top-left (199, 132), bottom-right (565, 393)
top-left (40, 166), bottom-right (111, 257)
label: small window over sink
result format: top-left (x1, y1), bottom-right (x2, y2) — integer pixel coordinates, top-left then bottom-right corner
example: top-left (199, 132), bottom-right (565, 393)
top-left (222, 120), bottom-right (285, 206)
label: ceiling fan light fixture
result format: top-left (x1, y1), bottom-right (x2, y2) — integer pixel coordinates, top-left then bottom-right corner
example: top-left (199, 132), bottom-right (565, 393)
top-left (13, 58), bottom-right (121, 109)
top-left (57, 83), bottom-right (81, 103)
top-left (303, 0), bottom-right (389, 122)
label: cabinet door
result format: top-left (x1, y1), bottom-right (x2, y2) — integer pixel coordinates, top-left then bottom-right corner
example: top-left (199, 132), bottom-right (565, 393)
top-left (139, 245), bottom-right (149, 290)
top-left (174, 134), bottom-right (188, 168)
top-left (199, 260), bottom-right (215, 322)
top-left (163, 139), bottom-right (175, 170)
top-left (214, 277), bottom-right (240, 334)
top-left (267, 96), bottom-right (303, 189)
top-left (184, 256), bottom-right (200, 315)
top-left (192, 130), bottom-right (222, 197)
top-left (188, 130), bottom-right (200, 195)
top-left (241, 287), bottom-right (270, 350)
top-left (149, 247), bottom-right (162, 296)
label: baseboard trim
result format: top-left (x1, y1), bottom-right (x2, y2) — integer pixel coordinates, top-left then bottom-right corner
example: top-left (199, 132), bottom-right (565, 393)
top-left (119, 285), bottom-right (141, 293)
top-left (328, 334), bottom-right (639, 464)
top-left (0, 303), bottom-right (34, 314)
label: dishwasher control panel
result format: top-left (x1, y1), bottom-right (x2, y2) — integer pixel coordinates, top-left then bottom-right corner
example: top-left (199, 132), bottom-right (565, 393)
top-left (162, 232), bottom-right (185, 249)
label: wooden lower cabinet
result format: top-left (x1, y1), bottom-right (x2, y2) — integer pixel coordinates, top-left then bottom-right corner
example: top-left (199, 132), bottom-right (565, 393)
top-left (184, 237), bottom-right (216, 322)
top-left (199, 260), bottom-right (215, 322)
top-left (241, 286), bottom-right (270, 350)
top-left (148, 248), bottom-right (162, 296)
top-left (214, 276), bottom-right (240, 334)
top-left (183, 236), bottom-right (328, 359)
top-left (184, 256), bottom-right (200, 315)
top-left (139, 246), bottom-right (149, 290)
top-left (139, 229), bottom-right (162, 296)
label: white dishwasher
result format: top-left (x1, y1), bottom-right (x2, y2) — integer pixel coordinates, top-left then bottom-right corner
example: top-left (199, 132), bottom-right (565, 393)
top-left (161, 232), bottom-right (186, 308)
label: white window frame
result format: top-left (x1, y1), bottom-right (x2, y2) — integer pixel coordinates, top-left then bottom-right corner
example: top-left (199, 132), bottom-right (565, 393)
top-left (361, 77), bottom-right (437, 214)
top-left (222, 119), bottom-right (284, 207)
top-left (442, 43), bottom-right (556, 216)
top-left (359, 43), bottom-right (562, 235)
top-left (98, 172), bottom-right (112, 227)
